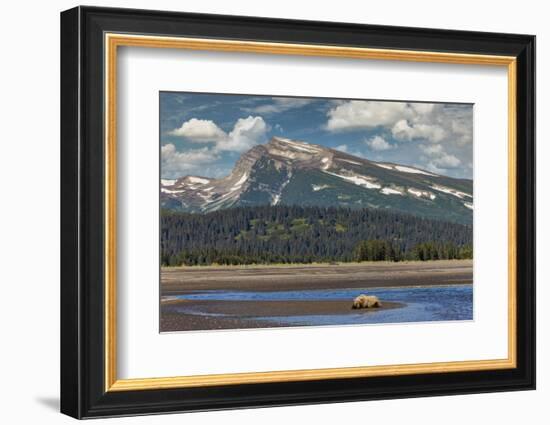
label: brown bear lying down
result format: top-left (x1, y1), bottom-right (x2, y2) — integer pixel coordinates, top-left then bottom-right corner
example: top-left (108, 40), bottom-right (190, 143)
top-left (352, 294), bottom-right (382, 309)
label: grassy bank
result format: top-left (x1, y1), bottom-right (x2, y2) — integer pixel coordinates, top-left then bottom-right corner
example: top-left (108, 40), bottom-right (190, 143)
top-left (162, 259), bottom-right (473, 270)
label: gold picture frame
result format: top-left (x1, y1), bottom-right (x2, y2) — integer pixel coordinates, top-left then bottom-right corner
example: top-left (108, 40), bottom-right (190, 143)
top-left (104, 34), bottom-right (517, 392)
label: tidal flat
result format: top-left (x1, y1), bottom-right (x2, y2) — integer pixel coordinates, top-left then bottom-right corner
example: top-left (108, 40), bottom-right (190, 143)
top-left (160, 260), bottom-right (473, 332)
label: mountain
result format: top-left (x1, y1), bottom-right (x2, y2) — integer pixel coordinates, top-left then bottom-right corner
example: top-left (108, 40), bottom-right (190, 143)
top-left (161, 137), bottom-right (473, 224)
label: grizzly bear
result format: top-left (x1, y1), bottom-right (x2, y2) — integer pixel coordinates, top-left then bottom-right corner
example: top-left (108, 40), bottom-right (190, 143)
top-left (352, 294), bottom-right (382, 309)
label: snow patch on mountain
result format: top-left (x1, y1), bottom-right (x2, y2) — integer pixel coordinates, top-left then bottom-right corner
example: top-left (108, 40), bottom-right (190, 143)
top-left (340, 159), bottom-right (362, 166)
top-left (324, 171), bottom-right (381, 189)
top-left (431, 184), bottom-right (472, 199)
top-left (233, 173), bottom-right (249, 187)
top-left (274, 137), bottom-right (322, 154)
top-left (161, 179), bottom-right (176, 186)
top-left (187, 176), bottom-right (210, 184)
top-left (407, 188), bottom-right (436, 200)
top-left (204, 189), bottom-right (239, 211)
top-left (321, 157), bottom-right (331, 170)
top-left (408, 188), bottom-right (423, 197)
top-left (289, 143), bottom-right (321, 153)
top-left (271, 171), bottom-right (292, 205)
top-left (268, 148), bottom-right (301, 160)
top-left (161, 188), bottom-right (185, 194)
top-left (312, 184), bottom-right (329, 192)
top-left (374, 162), bottom-right (435, 176)
top-left (394, 165), bottom-right (435, 176)
top-left (381, 187), bottom-right (404, 195)
top-left (197, 192), bottom-right (213, 200)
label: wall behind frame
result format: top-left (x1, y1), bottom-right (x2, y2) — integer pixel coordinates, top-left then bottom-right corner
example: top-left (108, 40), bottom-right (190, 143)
top-left (0, 0), bottom-right (543, 424)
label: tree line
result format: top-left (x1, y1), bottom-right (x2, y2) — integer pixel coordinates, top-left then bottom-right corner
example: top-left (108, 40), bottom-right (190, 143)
top-left (354, 239), bottom-right (472, 262)
top-left (161, 205), bottom-right (473, 266)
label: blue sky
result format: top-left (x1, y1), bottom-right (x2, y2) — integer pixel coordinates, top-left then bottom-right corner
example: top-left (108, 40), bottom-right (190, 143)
top-left (160, 92), bottom-right (473, 180)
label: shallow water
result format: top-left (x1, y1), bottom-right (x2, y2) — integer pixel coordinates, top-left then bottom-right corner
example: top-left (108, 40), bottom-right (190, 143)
top-left (174, 284), bottom-right (473, 326)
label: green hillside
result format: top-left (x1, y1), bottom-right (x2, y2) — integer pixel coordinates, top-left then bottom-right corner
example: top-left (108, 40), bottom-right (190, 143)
top-left (161, 205), bottom-right (472, 266)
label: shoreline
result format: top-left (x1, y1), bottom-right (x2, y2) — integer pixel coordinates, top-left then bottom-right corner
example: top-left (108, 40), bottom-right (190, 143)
top-left (161, 282), bottom-right (472, 302)
top-left (160, 298), bottom-right (406, 332)
top-left (161, 260), bottom-right (473, 295)
top-left (163, 259), bottom-right (472, 271)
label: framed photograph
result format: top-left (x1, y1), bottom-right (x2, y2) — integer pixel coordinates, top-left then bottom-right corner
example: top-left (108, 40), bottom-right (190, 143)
top-left (60, 6), bottom-right (535, 419)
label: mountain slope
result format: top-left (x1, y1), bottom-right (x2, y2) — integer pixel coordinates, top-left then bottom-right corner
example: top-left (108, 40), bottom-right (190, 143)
top-left (161, 137), bottom-right (473, 224)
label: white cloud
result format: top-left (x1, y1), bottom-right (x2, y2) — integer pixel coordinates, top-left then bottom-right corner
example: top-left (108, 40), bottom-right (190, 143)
top-left (244, 97), bottom-right (313, 115)
top-left (217, 116), bottom-right (268, 152)
top-left (162, 115), bottom-right (268, 178)
top-left (168, 116), bottom-right (268, 153)
top-left (335, 144), bottom-right (349, 153)
top-left (161, 143), bottom-right (219, 178)
top-left (326, 101), bottom-right (472, 177)
top-left (326, 101), bottom-right (411, 132)
top-left (420, 144), bottom-right (443, 156)
top-left (325, 101), bottom-right (472, 147)
top-left (431, 153), bottom-right (461, 168)
top-left (168, 118), bottom-right (226, 142)
top-left (449, 112), bottom-right (474, 146)
top-left (365, 135), bottom-right (392, 151)
top-left (410, 103), bottom-right (435, 115)
top-left (391, 119), bottom-right (446, 143)
top-left (420, 143), bottom-right (461, 172)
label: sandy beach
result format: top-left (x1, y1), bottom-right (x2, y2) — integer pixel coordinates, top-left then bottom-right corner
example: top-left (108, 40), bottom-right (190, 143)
top-left (161, 298), bottom-right (405, 331)
top-left (161, 260), bottom-right (473, 294)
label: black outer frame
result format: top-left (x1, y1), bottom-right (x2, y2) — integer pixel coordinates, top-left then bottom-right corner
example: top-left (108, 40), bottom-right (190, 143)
top-left (60, 6), bottom-right (535, 419)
